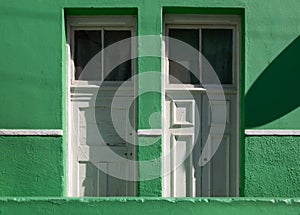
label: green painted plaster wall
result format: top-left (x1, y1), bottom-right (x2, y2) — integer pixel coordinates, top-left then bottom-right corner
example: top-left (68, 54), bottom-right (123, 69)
top-left (1, 198), bottom-right (300, 214)
top-left (244, 136), bottom-right (300, 197)
top-left (0, 0), bottom-right (65, 197)
top-left (0, 0), bottom-right (300, 198)
top-left (0, 0), bottom-right (63, 129)
top-left (0, 137), bottom-right (64, 196)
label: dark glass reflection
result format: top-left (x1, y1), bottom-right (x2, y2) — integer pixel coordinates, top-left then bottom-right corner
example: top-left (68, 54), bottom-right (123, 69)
top-left (202, 29), bottom-right (233, 84)
top-left (74, 30), bottom-right (101, 80)
top-left (104, 30), bottom-right (132, 81)
top-left (169, 29), bottom-right (200, 84)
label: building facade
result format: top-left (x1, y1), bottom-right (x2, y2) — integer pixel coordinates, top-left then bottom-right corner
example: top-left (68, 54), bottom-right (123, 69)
top-left (0, 0), bottom-right (300, 213)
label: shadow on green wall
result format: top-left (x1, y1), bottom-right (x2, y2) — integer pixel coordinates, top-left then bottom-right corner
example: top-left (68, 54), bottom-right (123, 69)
top-left (245, 35), bottom-right (300, 128)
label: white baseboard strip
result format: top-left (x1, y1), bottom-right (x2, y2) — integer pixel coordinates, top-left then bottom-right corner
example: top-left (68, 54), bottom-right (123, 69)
top-left (245, 129), bottom-right (300, 136)
top-left (0, 129), bottom-right (63, 136)
top-left (137, 129), bottom-right (162, 137)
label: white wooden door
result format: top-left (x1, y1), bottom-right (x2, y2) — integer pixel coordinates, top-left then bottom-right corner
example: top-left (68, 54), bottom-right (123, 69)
top-left (163, 90), bottom-right (201, 197)
top-left (69, 86), bottom-right (136, 197)
top-left (163, 90), bottom-right (238, 197)
top-left (200, 93), bottom-right (238, 197)
top-left (67, 16), bottom-right (137, 197)
top-left (163, 15), bottom-right (240, 197)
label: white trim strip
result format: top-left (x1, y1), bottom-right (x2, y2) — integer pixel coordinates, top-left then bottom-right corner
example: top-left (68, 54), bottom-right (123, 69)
top-left (137, 129), bottom-right (162, 137)
top-left (245, 130), bottom-right (300, 136)
top-left (0, 129), bottom-right (63, 136)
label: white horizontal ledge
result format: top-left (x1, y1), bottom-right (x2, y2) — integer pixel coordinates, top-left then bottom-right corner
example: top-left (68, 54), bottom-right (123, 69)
top-left (245, 129), bottom-right (300, 136)
top-left (137, 129), bottom-right (162, 137)
top-left (0, 129), bottom-right (63, 136)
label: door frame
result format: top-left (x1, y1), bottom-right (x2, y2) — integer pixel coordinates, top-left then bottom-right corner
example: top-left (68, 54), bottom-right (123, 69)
top-left (65, 15), bottom-right (137, 197)
top-left (162, 14), bottom-right (241, 197)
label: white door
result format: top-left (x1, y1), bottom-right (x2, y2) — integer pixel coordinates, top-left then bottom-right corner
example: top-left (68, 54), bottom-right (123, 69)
top-left (164, 90), bottom-right (238, 197)
top-left (163, 15), bottom-right (240, 197)
top-left (70, 86), bottom-right (136, 197)
top-left (67, 16), bottom-right (137, 197)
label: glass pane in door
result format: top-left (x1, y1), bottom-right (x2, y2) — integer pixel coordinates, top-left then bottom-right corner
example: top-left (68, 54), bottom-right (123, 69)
top-left (169, 29), bottom-right (200, 84)
top-left (104, 30), bottom-right (132, 81)
top-left (201, 29), bottom-right (233, 84)
top-left (74, 30), bottom-right (102, 80)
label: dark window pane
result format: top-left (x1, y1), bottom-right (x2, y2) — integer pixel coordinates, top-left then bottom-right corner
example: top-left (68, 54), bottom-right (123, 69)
top-left (169, 60), bottom-right (200, 84)
top-left (74, 30), bottom-right (101, 80)
top-left (104, 30), bottom-right (132, 81)
top-left (202, 29), bottom-right (233, 84)
top-left (169, 29), bottom-right (200, 84)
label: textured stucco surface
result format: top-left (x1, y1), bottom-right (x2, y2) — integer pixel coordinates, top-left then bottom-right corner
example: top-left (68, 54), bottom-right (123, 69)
top-left (137, 137), bottom-right (162, 196)
top-left (1, 198), bottom-right (300, 214)
top-left (0, 137), bottom-right (64, 196)
top-left (0, 0), bottom-right (62, 129)
top-left (244, 136), bottom-right (300, 197)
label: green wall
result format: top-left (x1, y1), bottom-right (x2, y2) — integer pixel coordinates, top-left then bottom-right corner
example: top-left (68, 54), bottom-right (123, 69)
top-left (0, 0), bottom-right (63, 129)
top-left (0, 137), bottom-right (64, 196)
top-left (0, 0), bottom-right (300, 198)
top-left (244, 136), bottom-right (300, 197)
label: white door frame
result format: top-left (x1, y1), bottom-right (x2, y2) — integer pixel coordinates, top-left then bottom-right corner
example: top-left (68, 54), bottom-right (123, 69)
top-left (66, 15), bottom-right (137, 197)
top-left (162, 14), bottom-right (241, 197)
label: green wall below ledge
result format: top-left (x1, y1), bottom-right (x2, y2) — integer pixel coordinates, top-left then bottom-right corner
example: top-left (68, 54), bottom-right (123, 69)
top-left (244, 136), bottom-right (300, 197)
top-left (0, 136), bottom-right (64, 196)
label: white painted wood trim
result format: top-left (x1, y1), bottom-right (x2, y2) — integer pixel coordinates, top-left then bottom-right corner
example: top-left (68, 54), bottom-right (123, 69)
top-left (137, 129), bottom-right (162, 136)
top-left (245, 130), bottom-right (300, 136)
top-left (164, 14), bottom-right (241, 25)
top-left (67, 15), bottom-right (136, 27)
top-left (0, 129), bottom-right (63, 136)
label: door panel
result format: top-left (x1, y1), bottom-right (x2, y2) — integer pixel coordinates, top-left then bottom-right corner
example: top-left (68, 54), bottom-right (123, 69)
top-left (164, 90), bottom-right (237, 197)
top-left (71, 87), bottom-right (136, 197)
top-left (201, 94), bottom-right (237, 197)
top-left (171, 135), bottom-right (195, 197)
top-left (164, 91), bottom-right (201, 197)
top-left (78, 161), bottom-right (133, 196)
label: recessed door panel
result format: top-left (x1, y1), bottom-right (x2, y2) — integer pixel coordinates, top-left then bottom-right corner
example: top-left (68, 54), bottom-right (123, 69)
top-left (71, 88), bottom-right (136, 197)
